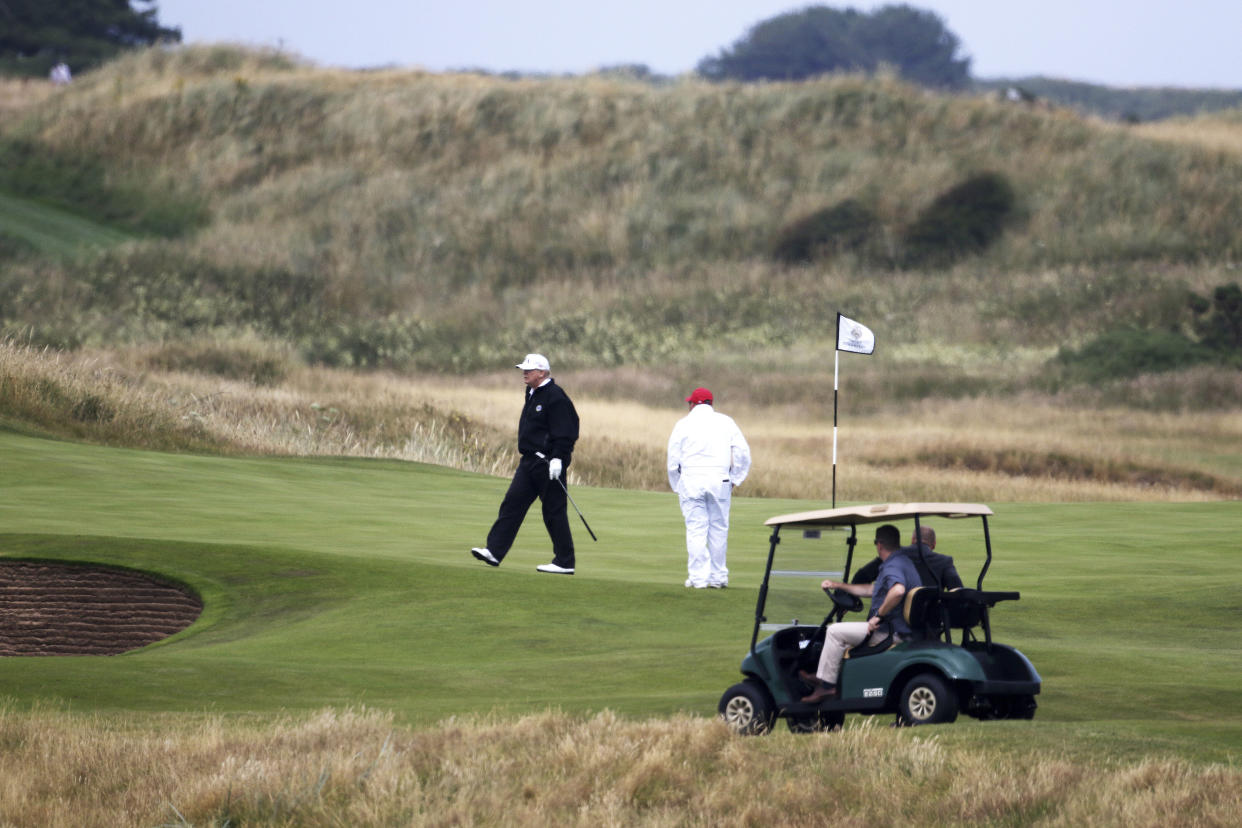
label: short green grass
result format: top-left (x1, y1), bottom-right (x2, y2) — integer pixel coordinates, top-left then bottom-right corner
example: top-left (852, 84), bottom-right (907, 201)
top-left (0, 191), bottom-right (132, 254)
top-left (1, 428), bottom-right (1239, 763)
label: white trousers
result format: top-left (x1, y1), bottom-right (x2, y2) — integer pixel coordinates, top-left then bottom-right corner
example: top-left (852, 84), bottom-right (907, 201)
top-left (815, 622), bottom-right (890, 684)
top-left (679, 480), bottom-right (731, 586)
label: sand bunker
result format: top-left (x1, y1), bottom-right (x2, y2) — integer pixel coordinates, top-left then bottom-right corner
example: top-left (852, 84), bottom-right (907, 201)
top-left (0, 561), bottom-right (202, 656)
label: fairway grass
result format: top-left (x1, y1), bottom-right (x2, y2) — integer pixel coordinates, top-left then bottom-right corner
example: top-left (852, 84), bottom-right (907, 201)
top-left (2, 428), bottom-right (1241, 768)
top-left (0, 191), bottom-right (132, 254)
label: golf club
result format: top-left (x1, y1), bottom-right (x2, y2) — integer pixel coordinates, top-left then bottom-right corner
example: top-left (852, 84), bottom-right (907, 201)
top-left (535, 452), bottom-right (598, 541)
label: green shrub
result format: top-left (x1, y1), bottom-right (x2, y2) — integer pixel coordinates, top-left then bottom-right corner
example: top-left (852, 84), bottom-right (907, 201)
top-left (900, 171), bottom-right (1016, 268)
top-left (142, 340), bottom-right (293, 386)
top-left (1189, 282), bottom-right (1242, 363)
top-left (770, 199), bottom-right (880, 264)
top-left (297, 316), bottom-right (429, 370)
top-left (1052, 327), bottom-right (1212, 384)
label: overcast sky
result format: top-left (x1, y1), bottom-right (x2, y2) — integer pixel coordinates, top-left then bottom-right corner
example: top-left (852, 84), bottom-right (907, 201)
top-left (155, 0), bottom-right (1242, 89)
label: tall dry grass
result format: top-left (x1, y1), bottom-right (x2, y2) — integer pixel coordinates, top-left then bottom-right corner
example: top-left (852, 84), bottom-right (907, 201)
top-left (0, 705), bottom-right (1237, 827)
top-left (1127, 111), bottom-right (1242, 156)
top-left (5, 340), bottom-right (1239, 501)
top-left (0, 77), bottom-right (55, 121)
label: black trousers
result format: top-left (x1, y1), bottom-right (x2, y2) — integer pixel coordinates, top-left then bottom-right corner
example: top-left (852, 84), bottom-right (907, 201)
top-left (486, 454), bottom-right (575, 567)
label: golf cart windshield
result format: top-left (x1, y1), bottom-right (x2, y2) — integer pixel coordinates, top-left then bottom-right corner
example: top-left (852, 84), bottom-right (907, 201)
top-left (753, 503), bottom-right (994, 649)
top-left (758, 526), bottom-right (852, 633)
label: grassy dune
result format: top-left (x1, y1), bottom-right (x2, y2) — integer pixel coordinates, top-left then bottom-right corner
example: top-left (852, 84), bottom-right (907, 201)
top-left (1, 46), bottom-right (1240, 392)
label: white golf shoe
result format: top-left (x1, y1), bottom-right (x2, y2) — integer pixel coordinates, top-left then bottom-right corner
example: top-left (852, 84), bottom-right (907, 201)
top-left (471, 547), bottom-right (500, 567)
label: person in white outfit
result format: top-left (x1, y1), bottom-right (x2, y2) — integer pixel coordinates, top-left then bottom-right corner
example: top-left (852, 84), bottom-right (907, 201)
top-left (666, 387), bottom-right (751, 588)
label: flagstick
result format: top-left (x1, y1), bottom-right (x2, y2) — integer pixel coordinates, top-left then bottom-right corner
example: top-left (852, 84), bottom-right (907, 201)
top-left (834, 312), bottom-right (844, 511)
top-left (831, 312), bottom-right (875, 509)
top-left (832, 323), bottom-right (840, 508)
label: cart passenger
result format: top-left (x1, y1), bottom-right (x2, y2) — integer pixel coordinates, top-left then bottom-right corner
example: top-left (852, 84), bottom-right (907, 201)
top-left (852, 525), bottom-right (962, 590)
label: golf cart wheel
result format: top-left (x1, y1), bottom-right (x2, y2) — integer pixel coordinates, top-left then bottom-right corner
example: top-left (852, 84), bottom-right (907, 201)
top-left (787, 711), bottom-right (845, 734)
top-left (718, 681), bottom-right (775, 735)
top-left (898, 672), bottom-right (959, 726)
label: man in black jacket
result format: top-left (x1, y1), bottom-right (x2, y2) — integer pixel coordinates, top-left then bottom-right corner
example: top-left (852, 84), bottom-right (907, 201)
top-left (471, 354), bottom-right (580, 574)
top-left (851, 525), bottom-right (963, 590)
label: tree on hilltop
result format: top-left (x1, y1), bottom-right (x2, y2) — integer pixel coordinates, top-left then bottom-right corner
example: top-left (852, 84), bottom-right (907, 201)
top-left (0, 0), bottom-right (181, 78)
top-left (697, 3), bottom-right (970, 89)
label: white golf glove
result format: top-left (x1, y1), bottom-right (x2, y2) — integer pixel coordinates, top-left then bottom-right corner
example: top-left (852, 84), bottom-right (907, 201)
top-left (548, 458), bottom-right (563, 480)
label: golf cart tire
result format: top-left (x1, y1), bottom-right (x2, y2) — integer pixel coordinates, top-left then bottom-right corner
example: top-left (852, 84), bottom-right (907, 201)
top-left (898, 672), bottom-right (959, 726)
top-left (787, 711), bottom-right (845, 734)
top-left (718, 680), bottom-right (776, 735)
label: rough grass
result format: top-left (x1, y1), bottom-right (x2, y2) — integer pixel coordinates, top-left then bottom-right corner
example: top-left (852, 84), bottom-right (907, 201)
top-left (0, 341), bottom-right (223, 452)
top-left (4, 340), bottom-right (1240, 501)
top-left (1, 707), bottom-right (1237, 827)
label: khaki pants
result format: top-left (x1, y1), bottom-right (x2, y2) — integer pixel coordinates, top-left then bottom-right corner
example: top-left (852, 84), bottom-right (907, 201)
top-left (815, 621), bottom-right (894, 684)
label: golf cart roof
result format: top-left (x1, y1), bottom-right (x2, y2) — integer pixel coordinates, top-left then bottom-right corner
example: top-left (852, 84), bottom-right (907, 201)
top-left (764, 502), bottom-right (993, 528)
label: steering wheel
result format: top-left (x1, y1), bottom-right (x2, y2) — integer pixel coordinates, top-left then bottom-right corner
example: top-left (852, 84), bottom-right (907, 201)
top-left (824, 586), bottom-right (863, 613)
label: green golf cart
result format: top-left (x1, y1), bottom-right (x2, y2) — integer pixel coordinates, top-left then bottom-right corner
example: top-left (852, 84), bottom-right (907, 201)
top-left (718, 503), bottom-right (1041, 733)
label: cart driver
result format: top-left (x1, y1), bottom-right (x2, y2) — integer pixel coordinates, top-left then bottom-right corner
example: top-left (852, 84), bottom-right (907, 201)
top-left (800, 523), bottom-right (921, 703)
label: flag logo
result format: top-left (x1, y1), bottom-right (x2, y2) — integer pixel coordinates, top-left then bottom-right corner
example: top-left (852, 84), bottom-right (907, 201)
top-left (836, 314), bottom-right (875, 355)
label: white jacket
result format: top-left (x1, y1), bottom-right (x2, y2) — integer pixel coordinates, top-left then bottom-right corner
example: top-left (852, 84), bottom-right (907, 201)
top-left (667, 404), bottom-right (751, 496)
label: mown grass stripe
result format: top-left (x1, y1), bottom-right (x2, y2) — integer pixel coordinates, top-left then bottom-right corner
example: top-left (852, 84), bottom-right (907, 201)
top-left (0, 190), bottom-right (132, 253)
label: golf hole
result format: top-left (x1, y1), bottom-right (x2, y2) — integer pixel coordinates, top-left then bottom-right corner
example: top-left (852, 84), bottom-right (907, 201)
top-left (0, 561), bottom-right (202, 656)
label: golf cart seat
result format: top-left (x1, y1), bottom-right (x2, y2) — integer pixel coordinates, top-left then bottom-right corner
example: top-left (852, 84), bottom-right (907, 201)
top-left (940, 588), bottom-right (1021, 645)
top-left (901, 586), bottom-right (946, 641)
top-left (842, 629), bottom-right (896, 660)
top-left (851, 586), bottom-right (1021, 651)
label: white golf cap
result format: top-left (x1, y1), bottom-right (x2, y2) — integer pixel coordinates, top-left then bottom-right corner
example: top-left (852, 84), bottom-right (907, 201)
top-left (515, 353), bottom-right (550, 371)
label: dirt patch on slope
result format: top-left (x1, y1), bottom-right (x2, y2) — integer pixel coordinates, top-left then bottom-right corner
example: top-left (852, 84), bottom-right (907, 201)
top-left (0, 561), bottom-right (202, 656)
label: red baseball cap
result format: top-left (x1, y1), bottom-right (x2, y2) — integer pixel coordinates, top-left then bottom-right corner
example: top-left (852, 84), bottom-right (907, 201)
top-left (685, 387), bottom-right (713, 404)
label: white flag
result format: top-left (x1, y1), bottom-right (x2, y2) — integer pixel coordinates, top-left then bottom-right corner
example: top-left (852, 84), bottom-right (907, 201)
top-left (836, 313), bottom-right (875, 355)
